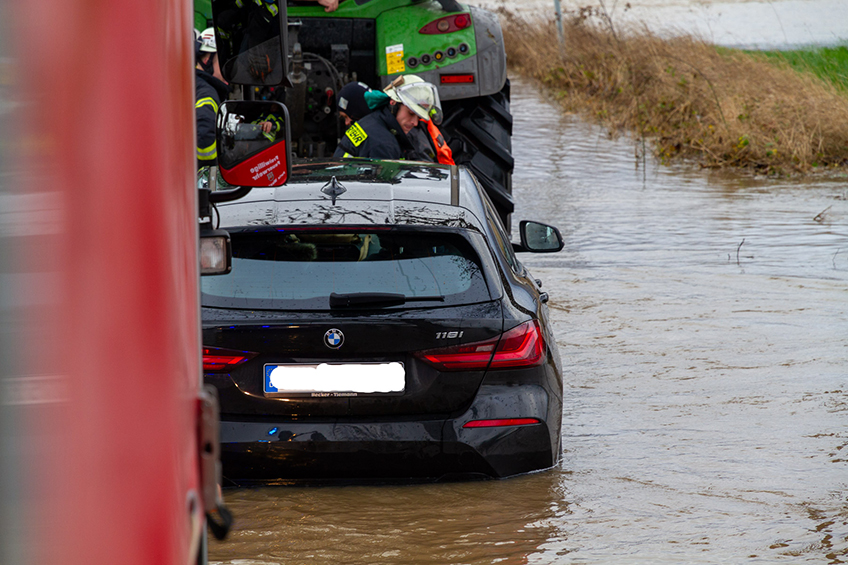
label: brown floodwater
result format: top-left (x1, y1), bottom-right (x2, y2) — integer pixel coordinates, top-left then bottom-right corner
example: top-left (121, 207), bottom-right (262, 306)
top-left (210, 77), bottom-right (847, 564)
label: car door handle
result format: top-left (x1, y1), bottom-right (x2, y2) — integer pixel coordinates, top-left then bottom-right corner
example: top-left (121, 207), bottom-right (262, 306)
top-left (539, 292), bottom-right (549, 304)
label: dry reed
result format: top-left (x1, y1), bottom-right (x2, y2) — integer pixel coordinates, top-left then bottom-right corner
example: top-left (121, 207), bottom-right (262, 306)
top-left (500, 8), bottom-right (848, 174)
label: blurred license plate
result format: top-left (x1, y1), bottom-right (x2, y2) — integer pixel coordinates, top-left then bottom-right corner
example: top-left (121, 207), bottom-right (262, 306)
top-left (263, 362), bottom-right (405, 395)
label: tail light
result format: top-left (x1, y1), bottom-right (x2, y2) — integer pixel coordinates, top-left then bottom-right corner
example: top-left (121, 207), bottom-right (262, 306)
top-left (419, 14), bottom-right (472, 35)
top-left (414, 320), bottom-right (545, 371)
top-left (202, 346), bottom-right (258, 372)
top-left (489, 320), bottom-right (545, 369)
top-left (414, 336), bottom-right (497, 371)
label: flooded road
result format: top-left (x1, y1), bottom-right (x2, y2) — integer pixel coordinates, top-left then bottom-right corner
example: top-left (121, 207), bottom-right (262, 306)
top-left (210, 77), bottom-right (847, 564)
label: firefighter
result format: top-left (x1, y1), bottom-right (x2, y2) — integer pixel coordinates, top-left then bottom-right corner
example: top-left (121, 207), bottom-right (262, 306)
top-left (195, 28), bottom-right (230, 169)
top-left (337, 81), bottom-right (372, 128)
top-left (396, 75), bottom-right (455, 165)
top-left (333, 75), bottom-right (454, 164)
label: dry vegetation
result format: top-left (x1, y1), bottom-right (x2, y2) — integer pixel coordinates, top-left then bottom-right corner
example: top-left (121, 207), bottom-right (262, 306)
top-left (499, 8), bottom-right (848, 174)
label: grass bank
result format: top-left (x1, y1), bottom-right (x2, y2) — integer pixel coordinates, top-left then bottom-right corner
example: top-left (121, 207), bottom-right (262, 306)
top-left (751, 46), bottom-right (848, 92)
top-left (500, 9), bottom-right (848, 174)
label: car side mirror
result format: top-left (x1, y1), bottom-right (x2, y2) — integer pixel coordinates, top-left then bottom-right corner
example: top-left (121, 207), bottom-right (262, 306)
top-left (514, 220), bottom-right (564, 253)
top-left (216, 100), bottom-right (291, 187)
top-left (211, 0), bottom-right (291, 87)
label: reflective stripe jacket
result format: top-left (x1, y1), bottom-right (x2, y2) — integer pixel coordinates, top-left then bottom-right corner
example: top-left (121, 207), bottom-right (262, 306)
top-left (195, 69), bottom-right (230, 169)
top-left (333, 106), bottom-right (426, 161)
top-left (254, 112), bottom-right (284, 141)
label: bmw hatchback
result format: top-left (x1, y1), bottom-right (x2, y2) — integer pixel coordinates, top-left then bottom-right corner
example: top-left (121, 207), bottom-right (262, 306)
top-left (202, 161), bottom-right (564, 484)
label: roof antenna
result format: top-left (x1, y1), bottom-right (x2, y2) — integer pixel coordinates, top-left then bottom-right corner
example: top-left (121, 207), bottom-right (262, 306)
top-left (321, 176), bottom-right (347, 205)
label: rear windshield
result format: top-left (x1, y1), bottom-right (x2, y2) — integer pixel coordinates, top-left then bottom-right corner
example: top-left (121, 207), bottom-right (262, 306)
top-left (201, 228), bottom-right (494, 310)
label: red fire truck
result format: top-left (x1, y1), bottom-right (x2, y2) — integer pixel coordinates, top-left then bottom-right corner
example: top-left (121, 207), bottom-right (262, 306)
top-left (0, 0), bottom-right (284, 561)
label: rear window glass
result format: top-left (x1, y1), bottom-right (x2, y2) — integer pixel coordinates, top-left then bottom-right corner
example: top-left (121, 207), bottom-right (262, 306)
top-left (201, 228), bottom-right (493, 310)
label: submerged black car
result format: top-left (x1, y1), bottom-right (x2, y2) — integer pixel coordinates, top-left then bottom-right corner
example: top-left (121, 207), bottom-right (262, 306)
top-left (201, 160), bottom-right (564, 484)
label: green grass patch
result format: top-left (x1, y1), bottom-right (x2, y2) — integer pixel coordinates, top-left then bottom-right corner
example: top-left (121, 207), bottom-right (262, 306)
top-left (751, 45), bottom-right (848, 91)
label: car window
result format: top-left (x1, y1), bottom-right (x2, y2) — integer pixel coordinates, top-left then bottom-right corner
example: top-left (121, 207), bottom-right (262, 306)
top-left (201, 228), bottom-right (494, 310)
top-left (478, 186), bottom-right (520, 273)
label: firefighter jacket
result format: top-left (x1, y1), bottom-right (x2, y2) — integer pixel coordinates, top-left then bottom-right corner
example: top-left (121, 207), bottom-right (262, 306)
top-left (333, 106), bottom-right (431, 161)
top-left (408, 121), bottom-right (456, 165)
top-left (195, 69), bottom-right (230, 169)
top-left (254, 112), bottom-right (285, 142)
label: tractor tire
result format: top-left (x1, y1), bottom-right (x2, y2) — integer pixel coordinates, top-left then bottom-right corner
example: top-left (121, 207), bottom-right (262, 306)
top-left (441, 80), bottom-right (514, 229)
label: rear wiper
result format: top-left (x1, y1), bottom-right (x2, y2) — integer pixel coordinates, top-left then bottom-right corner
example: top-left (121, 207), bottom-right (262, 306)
top-left (329, 292), bottom-right (445, 309)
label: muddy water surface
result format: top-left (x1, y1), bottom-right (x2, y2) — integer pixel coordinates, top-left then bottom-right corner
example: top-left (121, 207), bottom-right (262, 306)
top-left (210, 77), bottom-right (847, 564)
top-left (509, 77), bottom-right (848, 563)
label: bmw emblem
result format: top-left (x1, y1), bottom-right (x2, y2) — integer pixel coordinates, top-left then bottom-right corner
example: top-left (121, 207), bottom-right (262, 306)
top-left (324, 328), bottom-right (344, 349)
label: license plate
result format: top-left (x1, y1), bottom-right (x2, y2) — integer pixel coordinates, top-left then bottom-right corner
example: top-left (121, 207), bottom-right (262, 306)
top-left (263, 362), bottom-right (405, 396)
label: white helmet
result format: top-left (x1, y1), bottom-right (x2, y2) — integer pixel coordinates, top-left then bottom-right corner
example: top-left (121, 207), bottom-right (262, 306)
top-left (199, 27), bottom-right (217, 53)
top-left (384, 75), bottom-right (443, 125)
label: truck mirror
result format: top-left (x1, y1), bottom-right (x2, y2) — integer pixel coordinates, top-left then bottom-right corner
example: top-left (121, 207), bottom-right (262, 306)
top-left (211, 0), bottom-right (290, 87)
top-left (199, 229), bottom-right (232, 276)
top-left (216, 100), bottom-right (291, 187)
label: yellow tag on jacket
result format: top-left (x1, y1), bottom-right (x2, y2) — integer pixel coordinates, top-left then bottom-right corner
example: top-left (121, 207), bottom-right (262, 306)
top-left (346, 123), bottom-right (368, 147)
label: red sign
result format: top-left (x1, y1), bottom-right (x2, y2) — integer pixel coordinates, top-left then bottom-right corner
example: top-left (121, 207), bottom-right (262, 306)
top-left (219, 143), bottom-right (290, 187)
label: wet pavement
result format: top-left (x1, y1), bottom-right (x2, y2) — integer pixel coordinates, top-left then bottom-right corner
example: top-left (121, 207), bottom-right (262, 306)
top-left (210, 76), bottom-right (847, 564)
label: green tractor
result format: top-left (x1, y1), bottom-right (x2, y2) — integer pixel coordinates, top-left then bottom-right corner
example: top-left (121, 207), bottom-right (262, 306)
top-left (197, 0), bottom-right (514, 223)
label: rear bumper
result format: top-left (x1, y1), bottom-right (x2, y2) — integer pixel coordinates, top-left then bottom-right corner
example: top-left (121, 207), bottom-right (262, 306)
top-left (220, 384), bottom-right (559, 484)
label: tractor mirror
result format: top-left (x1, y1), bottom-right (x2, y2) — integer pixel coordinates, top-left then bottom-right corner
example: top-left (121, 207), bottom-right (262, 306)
top-left (211, 0), bottom-right (291, 87)
top-left (216, 100), bottom-right (291, 187)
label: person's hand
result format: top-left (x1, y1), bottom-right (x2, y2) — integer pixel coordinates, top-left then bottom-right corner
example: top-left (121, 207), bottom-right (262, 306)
top-left (259, 121), bottom-right (273, 133)
top-left (316, 0), bottom-right (339, 12)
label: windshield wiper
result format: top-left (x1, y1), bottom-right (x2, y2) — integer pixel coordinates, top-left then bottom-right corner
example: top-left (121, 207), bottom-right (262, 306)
top-left (329, 292), bottom-right (445, 309)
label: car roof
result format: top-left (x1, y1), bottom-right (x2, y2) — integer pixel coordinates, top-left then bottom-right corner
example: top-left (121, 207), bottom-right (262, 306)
top-left (215, 160), bottom-right (488, 230)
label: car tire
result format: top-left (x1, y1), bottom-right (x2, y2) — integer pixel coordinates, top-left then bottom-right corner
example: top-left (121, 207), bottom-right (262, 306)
top-left (441, 80), bottom-right (514, 229)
